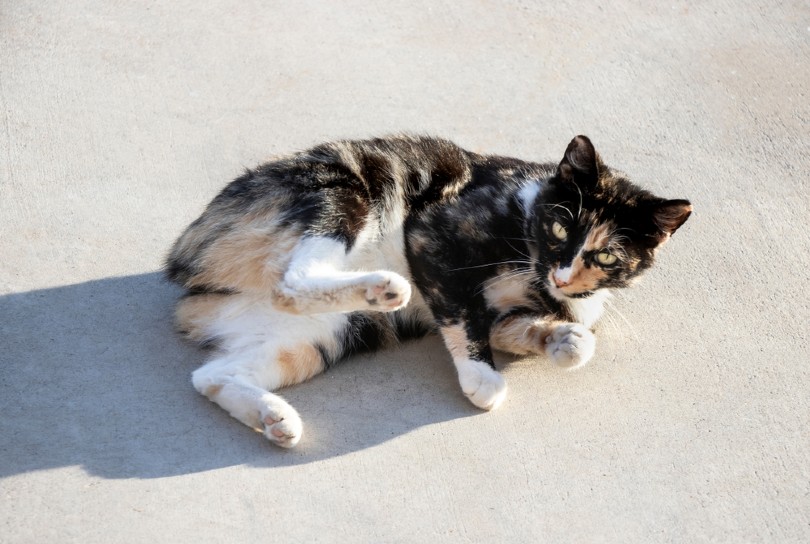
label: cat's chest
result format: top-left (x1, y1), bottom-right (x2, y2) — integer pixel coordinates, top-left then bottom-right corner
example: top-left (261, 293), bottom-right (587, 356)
top-left (482, 272), bottom-right (536, 313)
top-left (562, 290), bottom-right (610, 328)
top-left (483, 270), bottom-right (609, 328)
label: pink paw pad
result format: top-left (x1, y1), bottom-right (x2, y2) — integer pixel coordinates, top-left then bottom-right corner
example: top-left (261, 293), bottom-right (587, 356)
top-left (263, 416), bottom-right (287, 438)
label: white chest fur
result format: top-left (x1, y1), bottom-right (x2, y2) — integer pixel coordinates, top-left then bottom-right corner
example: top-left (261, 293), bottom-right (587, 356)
top-left (484, 271), bottom-right (609, 329)
top-left (564, 289), bottom-right (610, 328)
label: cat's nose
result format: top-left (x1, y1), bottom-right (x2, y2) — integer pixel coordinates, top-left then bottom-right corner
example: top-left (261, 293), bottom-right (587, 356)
top-left (553, 276), bottom-right (570, 288)
top-left (553, 266), bottom-right (573, 288)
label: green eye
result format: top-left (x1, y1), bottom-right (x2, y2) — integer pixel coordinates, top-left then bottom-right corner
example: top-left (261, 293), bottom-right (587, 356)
top-left (596, 251), bottom-right (618, 266)
top-left (551, 221), bottom-right (567, 240)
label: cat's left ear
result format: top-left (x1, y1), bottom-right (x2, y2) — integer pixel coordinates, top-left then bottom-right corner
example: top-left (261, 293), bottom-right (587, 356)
top-left (556, 135), bottom-right (603, 187)
top-left (649, 199), bottom-right (693, 245)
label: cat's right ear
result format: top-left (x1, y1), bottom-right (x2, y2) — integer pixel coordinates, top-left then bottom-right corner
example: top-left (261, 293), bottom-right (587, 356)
top-left (651, 199), bottom-right (693, 242)
top-left (555, 135), bottom-right (600, 187)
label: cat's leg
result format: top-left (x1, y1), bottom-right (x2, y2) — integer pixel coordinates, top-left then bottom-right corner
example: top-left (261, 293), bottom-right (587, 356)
top-left (187, 296), bottom-right (395, 448)
top-left (192, 352), bottom-right (306, 448)
top-left (273, 236), bottom-right (412, 315)
top-left (191, 326), bottom-right (341, 448)
top-left (186, 296), bottom-right (354, 448)
top-left (438, 314), bottom-right (508, 411)
top-left (411, 268), bottom-right (507, 410)
top-left (489, 310), bottom-right (595, 369)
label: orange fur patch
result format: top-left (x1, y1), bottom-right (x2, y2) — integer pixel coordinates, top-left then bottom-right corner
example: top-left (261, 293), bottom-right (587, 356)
top-left (175, 293), bottom-right (229, 343)
top-left (191, 220), bottom-right (299, 293)
top-left (277, 344), bottom-right (325, 387)
top-left (408, 231), bottom-right (430, 254)
top-left (203, 384), bottom-right (223, 398)
top-left (440, 324), bottom-right (470, 359)
top-left (489, 315), bottom-right (557, 355)
top-left (459, 216), bottom-right (480, 237)
top-left (271, 290), bottom-right (301, 314)
top-left (584, 222), bottom-right (613, 251)
top-left (556, 222), bottom-right (615, 294)
top-left (560, 256), bottom-right (609, 295)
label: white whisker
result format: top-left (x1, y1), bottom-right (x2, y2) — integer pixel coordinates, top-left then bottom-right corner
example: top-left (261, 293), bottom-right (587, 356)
top-left (447, 260), bottom-right (531, 272)
top-left (502, 239), bottom-right (533, 261)
top-left (539, 202), bottom-right (574, 220)
top-left (604, 297), bottom-right (639, 342)
top-left (474, 268), bottom-right (534, 296)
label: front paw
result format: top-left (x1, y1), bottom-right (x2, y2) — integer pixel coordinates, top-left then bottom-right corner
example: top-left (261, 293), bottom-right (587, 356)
top-left (545, 323), bottom-right (596, 369)
top-left (456, 360), bottom-right (507, 410)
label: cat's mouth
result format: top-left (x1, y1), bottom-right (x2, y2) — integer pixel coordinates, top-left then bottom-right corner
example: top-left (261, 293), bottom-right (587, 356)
top-left (546, 272), bottom-right (571, 300)
top-left (546, 270), bottom-right (592, 300)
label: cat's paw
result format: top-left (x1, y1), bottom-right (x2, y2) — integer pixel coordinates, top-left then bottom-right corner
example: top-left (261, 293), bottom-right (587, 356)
top-left (545, 323), bottom-right (596, 370)
top-left (260, 395), bottom-right (303, 448)
top-left (363, 272), bottom-right (412, 311)
top-left (456, 359), bottom-right (507, 410)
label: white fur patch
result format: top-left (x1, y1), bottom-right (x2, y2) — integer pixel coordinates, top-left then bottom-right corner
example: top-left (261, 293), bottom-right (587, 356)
top-left (554, 265), bottom-right (573, 284)
top-left (517, 181), bottom-right (541, 216)
top-left (440, 324), bottom-right (508, 410)
top-left (278, 234), bottom-right (413, 314)
top-left (456, 359), bottom-right (508, 410)
top-left (545, 322), bottom-right (596, 369)
top-left (190, 296), bottom-right (357, 448)
top-left (564, 289), bottom-right (610, 328)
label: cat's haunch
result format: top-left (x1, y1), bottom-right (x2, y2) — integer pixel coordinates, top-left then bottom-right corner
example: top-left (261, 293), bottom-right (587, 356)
top-left (166, 135), bottom-right (691, 448)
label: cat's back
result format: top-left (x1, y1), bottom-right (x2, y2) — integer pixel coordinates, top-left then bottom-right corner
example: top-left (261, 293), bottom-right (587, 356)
top-left (202, 135), bottom-right (473, 217)
top-left (165, 135), bottom-right (476, 293)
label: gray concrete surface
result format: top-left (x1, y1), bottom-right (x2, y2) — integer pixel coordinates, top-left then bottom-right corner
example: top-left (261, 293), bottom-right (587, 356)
top-left (1, 1), bottom-right (808, 542)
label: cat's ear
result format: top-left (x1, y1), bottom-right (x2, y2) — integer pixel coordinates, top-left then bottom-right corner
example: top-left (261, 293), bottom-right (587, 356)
top-left (556, 135), bottom-right (601, 187)
top-left (649, 199), bottom-right (693, 245)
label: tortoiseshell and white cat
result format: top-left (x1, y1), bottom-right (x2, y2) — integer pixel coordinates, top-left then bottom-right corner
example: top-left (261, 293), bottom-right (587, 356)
top-left (166, 135), bottom-right (691, 447)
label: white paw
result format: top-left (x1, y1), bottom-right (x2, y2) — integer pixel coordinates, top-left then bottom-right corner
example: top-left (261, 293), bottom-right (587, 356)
top-left (260, 395), bottom-right (303, 448)
top-left (545, 323), bottom-right (596, 370)
top-left (363, 272), bottom-right (412, 311)
top-left (456, 359), bottom-right (507, 410)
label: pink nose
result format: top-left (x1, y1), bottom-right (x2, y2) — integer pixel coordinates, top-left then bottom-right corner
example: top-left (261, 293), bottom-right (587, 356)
top-left (553, 276), bottom-right (570, 288)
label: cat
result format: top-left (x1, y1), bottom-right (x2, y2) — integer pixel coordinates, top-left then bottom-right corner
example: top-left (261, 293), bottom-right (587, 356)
top-left (165, 134), bottom-right (691, 448)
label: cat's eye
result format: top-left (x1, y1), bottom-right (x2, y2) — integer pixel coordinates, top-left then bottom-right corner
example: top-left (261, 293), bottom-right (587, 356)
top-left (551, 221), bottom-right (567, 240)
top-left (596, 251), bottom-right (618, 266)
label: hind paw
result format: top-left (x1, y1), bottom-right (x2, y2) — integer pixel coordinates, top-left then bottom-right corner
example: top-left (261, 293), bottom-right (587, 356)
top-left (362, 272), bottom-right (412, 311)
top-left (260, 397), bottom-right (303, 448)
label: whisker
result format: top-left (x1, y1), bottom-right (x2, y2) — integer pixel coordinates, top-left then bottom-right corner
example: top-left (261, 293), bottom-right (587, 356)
top-left (539, 202), bottom-right (574, 220)
top-left (503, 239), bottom-right (533, 261)
top-left (483, 268), bottom-right (534, 286)
top-left (446, 259), bottom-right (531, 272)
top-left (474, 268), bottom-right (535, 296)
top-left (476, 267), bottom-right (534, 287)
top-left (498, 236), bottom-right (539, 247)
top-left (573, 184), bottom-right (584, 219)
top-left (604, 298), bottom-right (639, 342)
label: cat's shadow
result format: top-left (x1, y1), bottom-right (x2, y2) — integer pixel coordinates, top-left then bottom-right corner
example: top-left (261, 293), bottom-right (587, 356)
top-left (0, 273), bottom-right (480, 479)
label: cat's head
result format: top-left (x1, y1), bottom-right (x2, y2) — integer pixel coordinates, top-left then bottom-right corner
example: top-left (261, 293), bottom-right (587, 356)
top-left (532, 135), bottom-right (692, 300)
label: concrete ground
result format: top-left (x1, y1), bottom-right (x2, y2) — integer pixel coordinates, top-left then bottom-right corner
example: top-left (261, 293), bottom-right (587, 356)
top-left (1, 1), bottom-right (808, 542)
